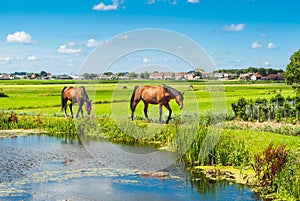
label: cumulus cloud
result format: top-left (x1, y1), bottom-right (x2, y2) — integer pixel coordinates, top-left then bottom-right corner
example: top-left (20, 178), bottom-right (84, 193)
top-left (0, 56), bottom-right (11, 64)
top-left (251, 42), bottom-right (262, 49)
top-left (267, 42), bottom-right (276, 49)
top-left (222, 23), bottom-right (246, 32)
top-left (6, 31), bottom-right (33, 44)
top-left (86, 39), bottom-right (100, 48)
top-left (187, 0), bottom-right (199, 3)
top-left (27, 55), bottom-right (37, 61)
top-left (57, 43), bottom-right (81, 54)
top-left (93, 0), bottom-right (118, 11)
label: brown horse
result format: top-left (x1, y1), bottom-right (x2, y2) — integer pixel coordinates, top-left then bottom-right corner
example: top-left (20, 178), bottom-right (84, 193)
top-left (61, 86), bottom-right (92, 118)
top-left (130, 84), bottom-right (184, 124)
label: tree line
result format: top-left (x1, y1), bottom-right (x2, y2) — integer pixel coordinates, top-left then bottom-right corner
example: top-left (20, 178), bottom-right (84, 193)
top-left (213, 67), bottom-right (284, 76)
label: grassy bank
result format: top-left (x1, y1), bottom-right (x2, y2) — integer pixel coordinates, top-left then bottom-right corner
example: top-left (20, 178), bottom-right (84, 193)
top-left (1, 110), bottom-right (299, 200)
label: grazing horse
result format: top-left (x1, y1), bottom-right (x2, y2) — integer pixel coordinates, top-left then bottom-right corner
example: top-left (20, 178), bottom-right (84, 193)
top-left (130, 84), bottom-right (184, 124)
top-left (123, 86), bottom-right (128, 90)
top-left (188, 84), bottom-right (194, 90)
top-left (61, 86), bottom-right (92, 118)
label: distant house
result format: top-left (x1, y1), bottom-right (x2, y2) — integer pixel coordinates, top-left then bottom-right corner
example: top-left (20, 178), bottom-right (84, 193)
top-left (201, 72), bottom-right (211, 79)
top-left (213, 72), bottom-right (224, 80)
top-left (57, 74), bottom-right (73, 80)
top-left (251, 73), bottom-right (262, 81)
top-left (0, 74), bottom-right (12, 80)
top-left (164, 72), bottom-right (175, 80)
top-left (262, 73), bottom-right (284, 80)
top-left (239, 73), bottom-right (254, 81)
top-left (185, 73), bottom-right (195, 80)
top-left (150, 72), bottom-right (164, 80)
top-left (175, 72), bottom-right (187, 80)
top-left (30, 73), bottom-right (38, 79)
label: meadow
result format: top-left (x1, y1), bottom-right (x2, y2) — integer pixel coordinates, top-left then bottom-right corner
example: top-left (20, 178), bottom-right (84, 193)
top-left (0, 79), bottom-right (299, 200)
top-left (0, 79), bottom-right (293, 118)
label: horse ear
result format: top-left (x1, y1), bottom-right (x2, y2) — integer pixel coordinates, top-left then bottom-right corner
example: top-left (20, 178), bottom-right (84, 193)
top-left (182, 91), bottom-right (185, 95)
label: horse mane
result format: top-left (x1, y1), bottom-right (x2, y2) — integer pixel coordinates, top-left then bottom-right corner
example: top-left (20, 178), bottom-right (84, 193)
top-left (80, 86), bottom-right (90, 101)
top-left (161, 84), bottom-right (180, 98)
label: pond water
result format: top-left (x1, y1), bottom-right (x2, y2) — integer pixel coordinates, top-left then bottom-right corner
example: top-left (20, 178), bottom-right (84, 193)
top-left (0, 134), bottom-right (261, 201)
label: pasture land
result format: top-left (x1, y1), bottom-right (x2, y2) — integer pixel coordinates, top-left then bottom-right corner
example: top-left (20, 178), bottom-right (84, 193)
top-left (0, 80), bottom-right (293, 118)
top-left (0, 79), bottom-right (299, 200)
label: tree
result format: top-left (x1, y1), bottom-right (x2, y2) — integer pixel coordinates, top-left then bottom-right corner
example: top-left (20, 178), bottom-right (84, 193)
top-left (140, 71), bottom-right (149, 79)
top-left (286, 49), bottom-right (300, 95)
top-left (40, 70), bottom-right (48, 77)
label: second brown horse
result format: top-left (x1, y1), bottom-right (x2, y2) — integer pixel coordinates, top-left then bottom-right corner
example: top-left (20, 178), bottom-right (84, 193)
top-left (130, 84), bottom-right (184, 124)
top-left (61, 86), bottom-right (92, 118)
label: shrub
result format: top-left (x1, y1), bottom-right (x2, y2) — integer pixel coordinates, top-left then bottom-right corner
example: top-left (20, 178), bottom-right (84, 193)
top-left (231, 97), bottom-right (247, 120)
top-left (252, 142), bottom-right (287, 189)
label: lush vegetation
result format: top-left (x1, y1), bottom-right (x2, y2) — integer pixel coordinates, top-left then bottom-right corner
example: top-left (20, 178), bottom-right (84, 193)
top-left (214, 67), bottom-right (284, 77)
top-left (0, 79), bottom-right (299, 200)
top-left (285, 48), bottom-right (300, 95)
top-left (231, 93), bottom-right (300, 124)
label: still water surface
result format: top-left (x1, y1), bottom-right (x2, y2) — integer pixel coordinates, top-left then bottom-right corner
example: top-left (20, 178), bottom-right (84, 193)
top-left (0, 134), bottom-right (261, 201)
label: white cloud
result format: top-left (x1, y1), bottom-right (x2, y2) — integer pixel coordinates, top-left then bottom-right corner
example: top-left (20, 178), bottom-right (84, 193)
top-left (251, 41), bottom-right (262, 49)
top-left (27, 55), bottom-right (37, 61)
top-left (86, 39), bottom-right (100, 48)
top-left (222, 23), bottom-right (246, 32)
top-left (187, 0), bottom-right (199, 3)
top-left (57, 43), bottom-right (81, 54)
top-left (93, 0), bottom-right (118, 11)
top-left (267, 42), bottom-right (276, 49)
top-left (0, 56), bottom-right (11, 64)
top-left (262, 61), bottom-right (270, 66)
top-left (6, 31), bottom-right (33, 44)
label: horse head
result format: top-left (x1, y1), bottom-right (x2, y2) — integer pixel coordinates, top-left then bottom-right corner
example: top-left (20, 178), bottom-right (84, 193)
top-left (175, 92), bottom-right (184, 110)
top-left (85, 100), bottom-right (92, 115)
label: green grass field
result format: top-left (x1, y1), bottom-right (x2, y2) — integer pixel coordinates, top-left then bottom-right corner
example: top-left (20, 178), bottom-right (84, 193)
top-left (0, 80), bottom-right (294, 119)
top-left (0, 79), bottom-right (299, 200)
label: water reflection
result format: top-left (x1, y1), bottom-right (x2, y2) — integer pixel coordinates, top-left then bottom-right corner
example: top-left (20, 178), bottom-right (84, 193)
top-left (0, 134), bottom-right (260, 201)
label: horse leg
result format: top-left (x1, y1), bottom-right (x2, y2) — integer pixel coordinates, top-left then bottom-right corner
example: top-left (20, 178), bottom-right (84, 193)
top-left (159, 104), bottom-right (163, 123)
top-left (63, 100), bottom-right (68, 117)
top-left (164, 103), bottom-right (172, 124)
top-left (143, 102), bottom-right (149, 122)
top-left (76, 103), bottom-right (83, 118)
top-left (69, 103), bottom-right (73, 118)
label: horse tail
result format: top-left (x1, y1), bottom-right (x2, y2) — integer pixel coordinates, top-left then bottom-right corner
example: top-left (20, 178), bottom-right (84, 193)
top-left (61, 86), bottom-right (67, 110)
top-left (130, 85), bottom-right (139, 111)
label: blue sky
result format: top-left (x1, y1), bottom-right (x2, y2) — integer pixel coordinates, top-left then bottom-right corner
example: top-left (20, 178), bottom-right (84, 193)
top-left (0, 0), bottom-right (299, 74)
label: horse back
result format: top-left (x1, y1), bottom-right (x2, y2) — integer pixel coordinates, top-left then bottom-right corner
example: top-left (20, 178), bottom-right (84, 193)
top-left (138, 85), bottom-right (169, 104)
